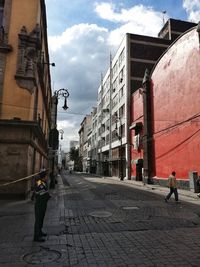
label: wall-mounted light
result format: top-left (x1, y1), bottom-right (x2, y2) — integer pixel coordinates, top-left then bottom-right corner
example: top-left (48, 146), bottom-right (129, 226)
top-left (43, 62), bottom-right (56, 67)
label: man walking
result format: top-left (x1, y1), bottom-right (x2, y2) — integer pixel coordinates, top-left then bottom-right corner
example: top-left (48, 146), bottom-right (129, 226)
top-left (165, 171), bottom-right (179, 202)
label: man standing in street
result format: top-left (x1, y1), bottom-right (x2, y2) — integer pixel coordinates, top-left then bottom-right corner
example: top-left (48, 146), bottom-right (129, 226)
top-left (165, 171), bottom-right (179, 202)
top-left (33, 170), bottom-right (51, 242)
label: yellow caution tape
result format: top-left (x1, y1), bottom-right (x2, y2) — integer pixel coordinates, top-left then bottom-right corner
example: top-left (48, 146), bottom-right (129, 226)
top-left (0, 169), bottom-right (49, 187)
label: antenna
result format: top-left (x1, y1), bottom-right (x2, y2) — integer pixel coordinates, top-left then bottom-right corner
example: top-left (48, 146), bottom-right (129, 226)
top-left (162, 10), bottom-right (166, 25)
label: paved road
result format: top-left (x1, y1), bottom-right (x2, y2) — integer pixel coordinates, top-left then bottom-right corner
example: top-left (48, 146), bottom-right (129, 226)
top-left (61, 171), bottom-right (200, 266)
top-left (1, 171), bottom-right (200, 266)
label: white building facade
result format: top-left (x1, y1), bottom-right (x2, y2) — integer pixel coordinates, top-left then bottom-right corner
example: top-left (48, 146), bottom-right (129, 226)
top-left (93, 35), bottom-right (129, 179)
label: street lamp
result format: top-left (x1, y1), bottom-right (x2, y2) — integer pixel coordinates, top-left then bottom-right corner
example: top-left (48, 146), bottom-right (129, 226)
top-left (58, 129), bottom-right (64, 140)
top-left (49, 89), bottom-right (69, 189)
top-left (54, 88), bottom-right (69, 111)
top-left (115, 114), bottom-right (124, 181)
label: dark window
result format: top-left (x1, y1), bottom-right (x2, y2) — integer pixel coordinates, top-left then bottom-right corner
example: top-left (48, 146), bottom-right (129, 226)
top-left (0, 0), bottom-right (4, 26)
top-left (0, 0), bottom-right (5, 42)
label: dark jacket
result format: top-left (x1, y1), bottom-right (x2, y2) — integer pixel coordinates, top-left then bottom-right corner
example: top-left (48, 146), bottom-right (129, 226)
top-left (35, 179), bottom-right (51, 202)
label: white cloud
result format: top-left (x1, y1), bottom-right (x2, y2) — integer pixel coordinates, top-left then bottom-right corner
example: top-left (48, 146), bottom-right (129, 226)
top-left (57, 120), bottom-right (79, 151)
top-left (69, 56), bottom-right (78, 63)
top-left (48, 23), bottom-right (111, 151)
top-left (94, 2), bottom-right (121, 22)
top-left (57, 120), bottom-right (75, 129)
top-left (47, 2), bottom-right (171, 151)
top-left (49, 23), bottom-right (108, 52)
top-left (183, 0), bottom-right (200, 22)
top-left (94, 3), bottom-right (164, 46)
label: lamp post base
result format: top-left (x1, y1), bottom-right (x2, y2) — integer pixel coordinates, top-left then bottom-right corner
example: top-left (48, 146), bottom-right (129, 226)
top-left (49, 172), bottom-right (56, 189)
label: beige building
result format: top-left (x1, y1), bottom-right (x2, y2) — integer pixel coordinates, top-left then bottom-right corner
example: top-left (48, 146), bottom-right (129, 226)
top-left (0, 0), bottom-right (52, 198)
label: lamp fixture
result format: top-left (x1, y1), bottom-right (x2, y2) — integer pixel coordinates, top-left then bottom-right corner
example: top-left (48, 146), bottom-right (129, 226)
top-left (58, 129), bottom-right (64, 140)
top-left (54, 88), bottom-right (69, 111)
top-left (43, 62), bottom-right (55, 67)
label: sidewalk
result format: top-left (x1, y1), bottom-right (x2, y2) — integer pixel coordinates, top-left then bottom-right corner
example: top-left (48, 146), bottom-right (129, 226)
top-left (104, 175), bottom-right (200, 205)
top-left (0, 175), bottom-right (66, 266)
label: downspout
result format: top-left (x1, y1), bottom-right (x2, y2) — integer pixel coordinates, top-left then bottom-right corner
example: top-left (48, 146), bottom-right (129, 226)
top-left (142, 69), bottom-right (154, 184)
top-left (126, 33), bottom-right (131, 180)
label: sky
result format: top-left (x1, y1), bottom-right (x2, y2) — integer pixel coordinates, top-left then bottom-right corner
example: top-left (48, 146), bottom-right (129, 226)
top-left (45, 0), bottom-right (200, 152)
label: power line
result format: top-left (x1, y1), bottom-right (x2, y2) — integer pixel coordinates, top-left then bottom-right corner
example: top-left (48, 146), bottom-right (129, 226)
top-left (2, 102), bottom-right (200, 132)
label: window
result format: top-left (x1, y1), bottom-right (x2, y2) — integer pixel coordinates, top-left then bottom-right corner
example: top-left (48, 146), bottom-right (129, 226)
top-left (119, 48), bottom-right (125, 66)
top-left (112, 129), bottom-right (118, 142)
top-left (119, 104), bottom-right (125, 118)
top-left (119, 86), bottom-right (124, 98)
top-left (106, 119), bottom-right (110, 131)
top-left (112, 94), bottom-right (118, 108)
top-left (0, 0), bottom-right (5, 42)
top-left (112, 112), bottom-right (118, 125)
top-left (112, 61), bottom-right (118, 77)
top-left (120, 124), bottom-right (125, 137)
top-left (119, 66), bottom-right (125, 83)
top-left (0, 1), bottom-right (4, 26)
top-left (112, 78), bottom-right (118, 92)
top-left (106, 134), bottom-right (109, 144)
top-left (105, 91), bottom-right (109, 103)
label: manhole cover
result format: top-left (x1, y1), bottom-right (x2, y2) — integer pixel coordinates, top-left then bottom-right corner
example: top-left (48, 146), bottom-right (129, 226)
top-left (89, 210), bottom-right (112, 218)
top-left (122, 206), bottom-right (139, 210)
top-left (23, 247), bottom-right (61, 264)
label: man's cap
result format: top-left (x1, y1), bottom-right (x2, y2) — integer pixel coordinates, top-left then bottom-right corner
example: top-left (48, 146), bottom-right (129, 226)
top-left (39, 170), bottom-right (47, 179)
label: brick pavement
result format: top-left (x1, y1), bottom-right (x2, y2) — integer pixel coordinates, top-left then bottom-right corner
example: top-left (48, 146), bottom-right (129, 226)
top-left (0, 172), bottom-right (200, 266)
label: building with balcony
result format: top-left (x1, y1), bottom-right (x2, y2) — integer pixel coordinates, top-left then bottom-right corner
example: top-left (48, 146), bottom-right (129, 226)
top-left (0, 0), bottom-right (52, 198)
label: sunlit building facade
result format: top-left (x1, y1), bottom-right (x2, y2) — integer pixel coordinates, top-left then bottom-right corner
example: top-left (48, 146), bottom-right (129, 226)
top-left (0, 0), bottom-right (52, 197)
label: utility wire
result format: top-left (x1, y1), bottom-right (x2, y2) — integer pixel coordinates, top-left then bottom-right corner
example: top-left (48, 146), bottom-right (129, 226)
top-left (2, 102), bottom-right (200, 135)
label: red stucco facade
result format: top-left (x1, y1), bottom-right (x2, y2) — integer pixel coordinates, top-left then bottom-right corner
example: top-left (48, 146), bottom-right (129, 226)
top-left (131, 26), bottom-right (200, 181)
top-left (152, 27), bottom-right (200, 179)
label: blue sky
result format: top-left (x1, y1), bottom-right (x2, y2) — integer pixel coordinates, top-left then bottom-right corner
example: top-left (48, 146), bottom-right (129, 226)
top-left (45, 0), bottom-right (200, 151)
top-left (46, 0), bottom-right (188, 34)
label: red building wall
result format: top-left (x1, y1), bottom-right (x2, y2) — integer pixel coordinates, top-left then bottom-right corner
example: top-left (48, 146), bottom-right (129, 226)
top-left (151, 27), bottom-right (200, 179)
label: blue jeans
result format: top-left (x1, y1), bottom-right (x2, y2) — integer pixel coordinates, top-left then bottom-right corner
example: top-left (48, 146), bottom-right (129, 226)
top-left (166, 187), bottom-right (178, 201)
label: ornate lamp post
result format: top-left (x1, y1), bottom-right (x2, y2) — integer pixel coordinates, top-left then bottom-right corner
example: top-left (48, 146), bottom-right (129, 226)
top-left (54, 88), bottom-right (69, 110)
top-left (49, 88), bottom-right (69, 189)
top-left (58, 129), bottom-right (64, 140)
top-left (114, 113), bottom-right (124, 181)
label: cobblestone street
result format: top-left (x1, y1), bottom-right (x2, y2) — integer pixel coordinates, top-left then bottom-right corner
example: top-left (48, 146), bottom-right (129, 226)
top-left (1, 171), bottom-right (200, 266)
